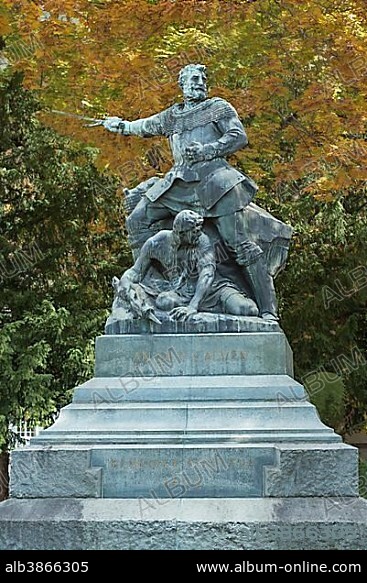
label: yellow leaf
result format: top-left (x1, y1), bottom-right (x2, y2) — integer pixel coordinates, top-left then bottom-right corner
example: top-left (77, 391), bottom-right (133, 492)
top-left (0, 14), bottom-right (11, 35)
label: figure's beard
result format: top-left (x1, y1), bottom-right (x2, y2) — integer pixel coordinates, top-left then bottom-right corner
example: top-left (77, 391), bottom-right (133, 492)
top-left (184, 87), bottom-right (207, 102)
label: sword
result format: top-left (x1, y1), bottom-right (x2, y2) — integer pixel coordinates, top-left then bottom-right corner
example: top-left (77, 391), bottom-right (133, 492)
top-left (50, 109), bottom-right (105, 127)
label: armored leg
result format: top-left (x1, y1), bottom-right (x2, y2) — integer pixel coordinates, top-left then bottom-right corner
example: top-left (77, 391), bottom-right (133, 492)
top-left (243, 255), bottom-right (278, 320)
top-left (213, 211), bottom-right (278, 320)
top-left (125, 197), bottom-right (172, 259)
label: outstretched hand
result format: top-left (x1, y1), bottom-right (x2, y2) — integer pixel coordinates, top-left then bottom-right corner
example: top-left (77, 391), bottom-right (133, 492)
top-left (170, 305), bottom-right (197, 321)
top-left (103, 117), bottom-right (124, 133)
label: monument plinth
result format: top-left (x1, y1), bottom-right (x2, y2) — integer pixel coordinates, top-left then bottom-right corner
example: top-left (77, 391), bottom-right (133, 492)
top-left (1, 326), bottom-right (367, 550)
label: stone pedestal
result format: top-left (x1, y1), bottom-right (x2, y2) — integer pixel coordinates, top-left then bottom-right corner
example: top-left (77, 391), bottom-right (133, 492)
top-left (1, 327), bottom-right (366, 550)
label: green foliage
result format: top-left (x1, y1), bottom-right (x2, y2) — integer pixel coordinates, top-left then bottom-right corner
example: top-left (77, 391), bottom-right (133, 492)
top-left (1, 301), bottom-right (64, 446)
top-left (0, 72), bottom-right (131, 450)
top-left (277, 193), bottom-right (367, 432)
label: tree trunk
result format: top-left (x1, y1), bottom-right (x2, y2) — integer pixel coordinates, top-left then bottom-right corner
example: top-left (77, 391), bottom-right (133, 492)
top-left (0, 451), bottom-right (9, 501)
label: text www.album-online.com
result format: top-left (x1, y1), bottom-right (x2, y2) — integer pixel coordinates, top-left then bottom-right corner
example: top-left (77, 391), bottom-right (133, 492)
top-left (196, 560), bottom-right (362, 574)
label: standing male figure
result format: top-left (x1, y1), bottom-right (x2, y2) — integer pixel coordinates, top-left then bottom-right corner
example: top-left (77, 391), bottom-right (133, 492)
top-left (103, 64), bottom-right (291, 320)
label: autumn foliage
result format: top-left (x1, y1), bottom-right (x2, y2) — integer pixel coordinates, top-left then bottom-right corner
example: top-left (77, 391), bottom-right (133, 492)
top-left (0, 0), bottom-right (366, 194)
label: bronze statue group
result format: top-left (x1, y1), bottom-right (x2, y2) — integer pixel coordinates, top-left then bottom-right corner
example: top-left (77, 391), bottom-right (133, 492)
top-left (103, 64), bottom-right (292, 325)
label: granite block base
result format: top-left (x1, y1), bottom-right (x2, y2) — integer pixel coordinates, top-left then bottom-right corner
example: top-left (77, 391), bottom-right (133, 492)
top-left (0, 497), bottom-right (367, 550)
top-left (1, 330), bottom-right (363, 551)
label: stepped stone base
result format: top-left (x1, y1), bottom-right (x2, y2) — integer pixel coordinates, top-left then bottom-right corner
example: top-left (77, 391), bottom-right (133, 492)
top-left (1, 497), bottom-right (367, 550)
top-left (1, 329), bottom-right (364, 550)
